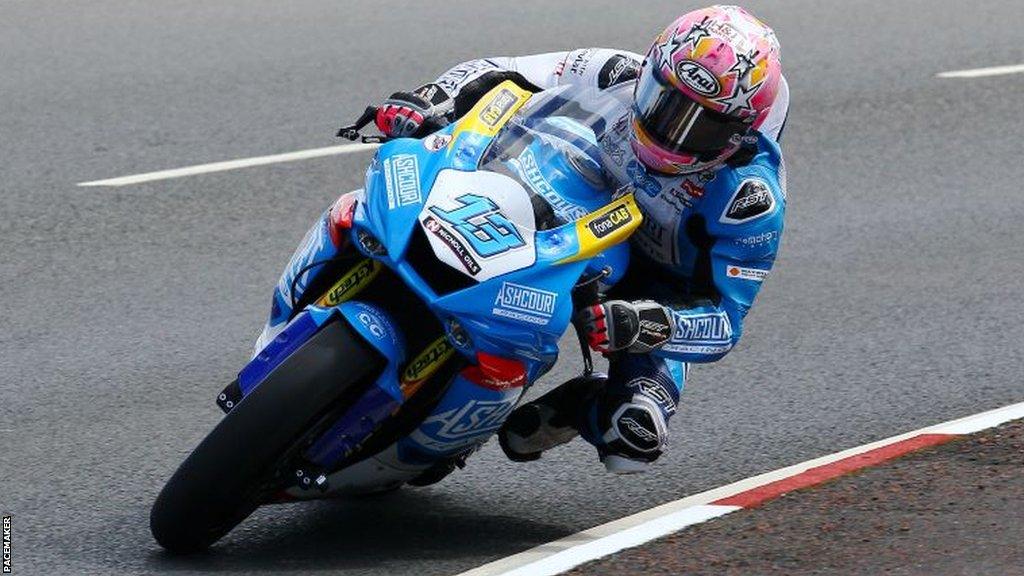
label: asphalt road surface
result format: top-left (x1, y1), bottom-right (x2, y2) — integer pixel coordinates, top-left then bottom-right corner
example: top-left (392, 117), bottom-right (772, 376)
top-left (568, 420), bottom-right (1024, 575)
top-left (2, 1), bottom-right (1023, 575)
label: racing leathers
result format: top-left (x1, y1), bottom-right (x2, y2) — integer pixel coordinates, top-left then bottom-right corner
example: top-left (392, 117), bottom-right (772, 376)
top-left (405, 49), bottom-right (789, 471)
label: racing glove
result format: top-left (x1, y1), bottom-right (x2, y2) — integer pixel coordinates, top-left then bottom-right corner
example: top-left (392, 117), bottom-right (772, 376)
top-left (374, 84), bottom-right (454, 138)
top-left (577, 300), bottom-right (674, 354)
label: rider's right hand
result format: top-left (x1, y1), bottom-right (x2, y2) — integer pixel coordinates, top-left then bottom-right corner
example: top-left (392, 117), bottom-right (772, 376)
top-left (375, 85), bottom-right (453, 138)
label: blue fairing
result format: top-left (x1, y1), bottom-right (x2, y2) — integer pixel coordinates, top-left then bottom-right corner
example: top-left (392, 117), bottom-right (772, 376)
top-left (242, 86), bottom-right (637, 469)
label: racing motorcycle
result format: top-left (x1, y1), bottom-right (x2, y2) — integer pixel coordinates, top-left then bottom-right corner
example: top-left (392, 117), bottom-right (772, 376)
top-left (150, 81), bottom-right (642, 552)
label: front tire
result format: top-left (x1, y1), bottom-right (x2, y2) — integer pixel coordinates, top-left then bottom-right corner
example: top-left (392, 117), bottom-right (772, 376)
top-left (150, 319), bottom-right (382, 553)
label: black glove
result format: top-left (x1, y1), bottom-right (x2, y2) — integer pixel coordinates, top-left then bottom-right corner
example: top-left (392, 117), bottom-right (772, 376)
top-left (374, 84), bottom-right (454, 138)
top-left (577, 300), bottom-right (674, 354)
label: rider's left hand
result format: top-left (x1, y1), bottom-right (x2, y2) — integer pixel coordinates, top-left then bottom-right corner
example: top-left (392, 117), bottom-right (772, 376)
top-left (375, 84), bottom-right (454, 138)
top-left (577, 300), bottom-right (674, 354)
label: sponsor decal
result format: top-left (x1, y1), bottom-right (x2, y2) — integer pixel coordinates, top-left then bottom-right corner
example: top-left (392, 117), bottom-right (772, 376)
top-left (675, 60), bottom-right (721, 97)
top-left (415, 398), bottom-right (517, 450)
top-left (400, 336), bottom-right (455, 394)
top-left (479, 88), bottom-right (519, 127)
top-left (600, 133), bottom-right (627, 166)
top-left (423, 215), bottom-right (481, 275)
top-left (429, 193), bottom-right (525, 258)
top-left (511, 148), bottom-right (588, 221)
top-left (636, 308), bottom-right (673, 350)
top-left (732, 230), bottom-right (779, 247)
top-left (597, 54), bottom-right (641, 89)
top-left (708, 20), bottom-right (755, 54)
top-left (663, 186), bottom-right (695, 211)
top-left (492, 281), bottom-right (557, 326)
top-left (613, 112), bottom-right (631, 135)
top-left (568, 48), bottom-right (595, 76)
top-left (627, 160), bottom-right (663, 197)
top-left (661, 342), bottom-right (733, 355)
top-left (726, 265), bottom-right (769, 282)
top-left (614, 406), bottom-right (662, 452)
top-left (673, 312), bottom-right (732, 342)
top-left (436, 59), bottom-right (499, 94)
top-left (422, 133), bottom-right (452, 152)
top-left (721, 178), bottom-right (776, 224)
top-left (628, 378), bottom-right (677, 415)
top-left (587, 204), bottom-right (634, 238)
top-left (620, 417), bottom-right (658, 443)
top-left (383, 154), bottom-right (421, 209)
top-left (317, 258), bottom-right (381, 306)
top-left (350, 303), bottom-right (401, 352)
top-left (662, 311), bottom-right (733, 355)
top-left (357, 311), bottom-right (387, 340)
top-left (682, 179), bottom-right (705, 199)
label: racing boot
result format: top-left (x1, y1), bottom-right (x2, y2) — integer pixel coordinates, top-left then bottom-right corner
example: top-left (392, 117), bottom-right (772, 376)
top-left (498, 374), bottom-right (606, 462)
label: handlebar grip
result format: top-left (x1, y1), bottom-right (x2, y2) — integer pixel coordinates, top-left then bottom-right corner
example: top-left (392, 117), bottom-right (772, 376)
top-left (336, 106), bottom-right (382, 140)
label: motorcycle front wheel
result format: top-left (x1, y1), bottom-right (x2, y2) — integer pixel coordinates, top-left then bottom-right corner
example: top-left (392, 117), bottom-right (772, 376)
top-left (149, 318), bottom-right (382, 553)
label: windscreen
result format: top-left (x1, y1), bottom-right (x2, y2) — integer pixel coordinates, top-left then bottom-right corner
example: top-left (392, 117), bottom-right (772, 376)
top-left (478, 85), bottom-right (627, 230)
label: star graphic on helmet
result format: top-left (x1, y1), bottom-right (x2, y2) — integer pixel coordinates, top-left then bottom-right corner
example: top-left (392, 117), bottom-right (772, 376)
top-left (656, 27), bottom-right (685, 68)
top-left (714, 79), bottom-right (762, 115)
top-left (680, 16), bottom-right (712, 50)
top-left (728, 49), bottom-right (760, 80)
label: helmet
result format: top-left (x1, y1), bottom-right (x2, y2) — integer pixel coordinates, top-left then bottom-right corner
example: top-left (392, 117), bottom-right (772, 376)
top-left (631, 5), bottom-right (782, 174)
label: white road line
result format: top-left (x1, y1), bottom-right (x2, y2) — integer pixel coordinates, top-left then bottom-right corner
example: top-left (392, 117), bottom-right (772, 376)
top-left (68, 62), bottom-right (1022, 186)
top-left (936, 63), bottom-right (1024, 78)
top-left (494, 505), bottom-right (740, 576)
top-left (453, 400), bottom-right (1024, 576)
top-left (76, 143), bottom-right (380, 187)
top-left (926, 401), bottom-right (1024, 435)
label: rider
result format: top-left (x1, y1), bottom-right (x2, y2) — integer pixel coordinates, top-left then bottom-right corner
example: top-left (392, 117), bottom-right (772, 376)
top-left (372, 5), bottom-right (789, 472)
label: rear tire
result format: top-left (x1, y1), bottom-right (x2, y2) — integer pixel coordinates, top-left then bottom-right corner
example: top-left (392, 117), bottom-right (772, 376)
top-left (150, 319), bottom-right (382, 553)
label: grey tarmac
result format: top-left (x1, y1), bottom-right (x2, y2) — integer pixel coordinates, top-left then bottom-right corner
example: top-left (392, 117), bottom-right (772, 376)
top-left (568, 419), bottom-right (1024, 576)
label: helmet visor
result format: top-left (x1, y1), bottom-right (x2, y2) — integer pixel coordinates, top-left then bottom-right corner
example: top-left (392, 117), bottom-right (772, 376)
top-left (633, 63), bottom-right (751, 157)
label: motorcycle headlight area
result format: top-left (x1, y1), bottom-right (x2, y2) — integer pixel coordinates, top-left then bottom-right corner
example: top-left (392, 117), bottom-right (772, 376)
top-left (355, 227), bottom-right (387, 257)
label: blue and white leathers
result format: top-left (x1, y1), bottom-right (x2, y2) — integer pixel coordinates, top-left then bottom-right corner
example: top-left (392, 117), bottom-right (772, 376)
top-left (422, 49), bottom-right (787, 364)
top-left (415, 51), bottom-right (787, 468)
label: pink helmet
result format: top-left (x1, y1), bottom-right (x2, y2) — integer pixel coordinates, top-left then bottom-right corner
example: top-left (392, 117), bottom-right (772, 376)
top-left (631, 5), bottom-right (782, 174)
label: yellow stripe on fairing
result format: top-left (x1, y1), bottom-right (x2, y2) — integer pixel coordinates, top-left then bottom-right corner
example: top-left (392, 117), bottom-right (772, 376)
top-left (450, 81), bottom-right (534, 142)
top-left (557, 193), bottom-right (643, 264)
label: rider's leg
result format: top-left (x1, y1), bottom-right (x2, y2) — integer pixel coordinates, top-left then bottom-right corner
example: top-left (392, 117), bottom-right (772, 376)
top-left (498, 373), bottom-right (605, 461)
top-left (578, 353), bottom-right (685, 472)
top-left (498, 353), bottom-right (685, 471)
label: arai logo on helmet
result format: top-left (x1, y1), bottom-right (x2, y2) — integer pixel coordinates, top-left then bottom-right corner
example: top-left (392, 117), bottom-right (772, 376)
top-left (675, 60), bottom-right (720, 97)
